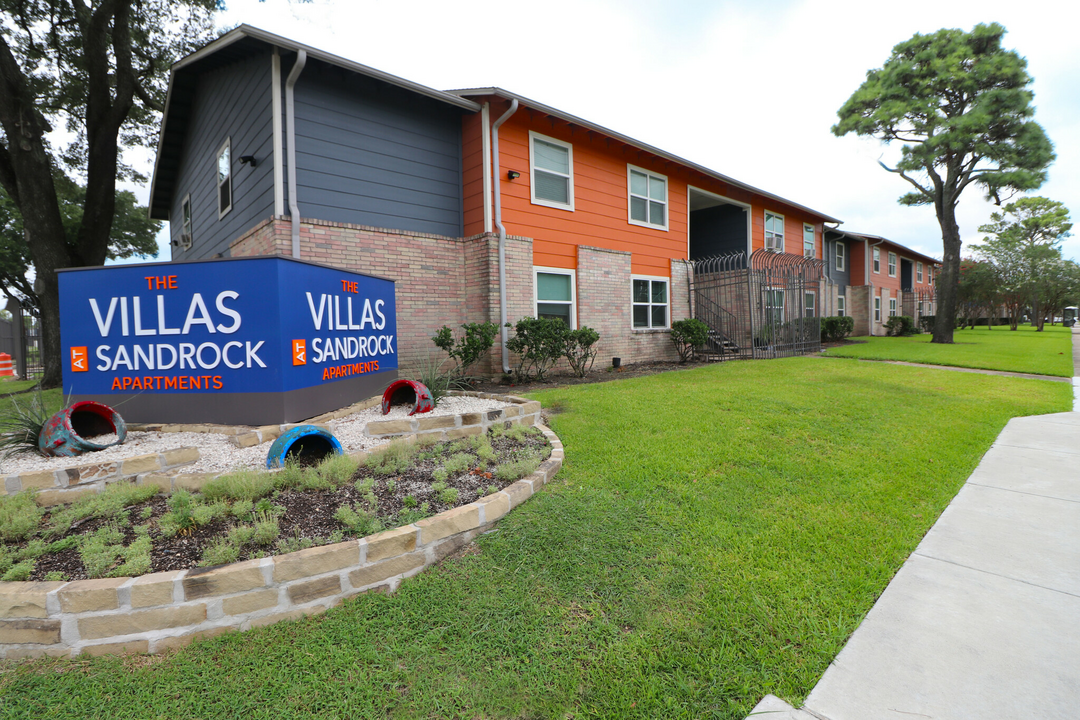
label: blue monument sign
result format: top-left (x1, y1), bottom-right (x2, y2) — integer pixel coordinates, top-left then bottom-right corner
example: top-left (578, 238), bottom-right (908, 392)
top-left (59, 256), bottom-right (397, 425)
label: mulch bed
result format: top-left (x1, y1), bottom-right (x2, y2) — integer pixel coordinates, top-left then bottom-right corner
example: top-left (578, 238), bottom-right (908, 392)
top-left (22, 431), bottom-right (550, 582)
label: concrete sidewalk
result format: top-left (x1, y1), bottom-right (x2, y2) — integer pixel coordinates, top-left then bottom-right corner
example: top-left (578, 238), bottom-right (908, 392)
top-left (749, 328), bottom-right (1080, 720)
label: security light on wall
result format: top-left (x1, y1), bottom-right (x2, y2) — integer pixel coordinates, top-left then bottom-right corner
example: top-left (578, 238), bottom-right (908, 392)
top-left (239, 155), bottom-right (257, 167)
top-left (507, 170), bottom-right (520, 180)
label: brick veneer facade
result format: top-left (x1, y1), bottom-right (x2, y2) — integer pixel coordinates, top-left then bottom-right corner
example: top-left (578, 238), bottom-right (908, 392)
top-left (230, 217), bottom-right (685, 374)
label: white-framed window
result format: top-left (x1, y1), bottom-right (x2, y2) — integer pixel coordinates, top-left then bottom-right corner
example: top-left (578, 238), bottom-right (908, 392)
top-left (180, 194), bottom-right (193, 248)
top-left (628, 166), bottom-right (668, 230)
top-left (534, 267), bottom-right (576, 327)
top-left (872, 247), bottom-right (880, 273)
top-left (217, 138), bottom-right (232, 218)
top-left (837, 295), bottom-right (846, 317)
top-left (889, 298), bottom-right (897, 317)
top-left (917, 262), bottom-right (924, 284)
top-left (835, 241), bottom-right (845, 271)
top-left (917, 301), bottom-right (924, 317)
top-left (874, 296), bottom-right (881, 322)
top-left (888, 252), bottom-right (897, 277)
top-left (928, 267), bottom-right (934, 285)
top-left (803, 224), bottom-right (815, 258)
top-left (765, 288), bottom-right (785, 326)
top-left (529, 131), bottom-right (574, 211)
top-left (632, 275), bottom-right (669, 328)
top-left (765, 212), bottom-right (784, 253)
top-left (804, 291), bottom-right (815, 318)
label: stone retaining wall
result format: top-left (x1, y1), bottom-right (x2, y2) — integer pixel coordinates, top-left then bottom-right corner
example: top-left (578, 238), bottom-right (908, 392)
top-left (0, 403), bottom-right (561, 659)
top-left (2, 448), bottom-right (200, 507)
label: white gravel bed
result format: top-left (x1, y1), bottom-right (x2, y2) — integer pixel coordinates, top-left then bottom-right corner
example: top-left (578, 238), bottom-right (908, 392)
top-left (1, 396), bottom-right (510, 477)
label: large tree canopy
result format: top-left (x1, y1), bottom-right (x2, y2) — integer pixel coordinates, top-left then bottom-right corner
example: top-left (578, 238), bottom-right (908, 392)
top-left (832, 22), bottom-right (1054, 344)
top-left (973, 196), bottom-right (1073, 331)
top-left (0, 0), bottom-right (218, 386)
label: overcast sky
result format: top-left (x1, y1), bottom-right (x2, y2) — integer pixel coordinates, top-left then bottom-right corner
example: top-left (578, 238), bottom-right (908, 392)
top-left (133, 0), bottom-right (1080, 263)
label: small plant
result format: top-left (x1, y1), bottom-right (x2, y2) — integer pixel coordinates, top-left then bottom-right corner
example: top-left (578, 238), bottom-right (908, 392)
top-left (276, 530), bottom-right (315, 555)
top-left (670, 319), bottom-right (710, 362)
top-left (0, 387), bottom-right (53, 460)
top-left (0, 491), bottom-right (44, 542)
top-left (334, 504), bottom-right (382, 537)
top-left (251, 511), bottom-right (280, 546)
top-left (138, 505), bottom-right (153, 521)
top-left (432, 322), bottom-right (499, 378)
top-left (202, 469), bottom-right (278, 502)
top-left (354, 476), bottom-right (375, 494)
top-left (231, 499), bottom-right (254, 520)
top-left (386, 478), bottom-right (397, 493)
top-left (437, 486), bottom-right (459, 505)
top-left (2, 560), bottom-right (35, 581)
top-left (199, 537), bottom-right (241, 567)
top-left (443, 452), bottom-right (472, 476)
top-left (505, 316), bottom-right (570, 381)
top-left (365, 440), bottom-right (417, 476)
top-left (495, 457), bottom-right (542, 482)
top-left (192, 502), bottom-right (229, 527)
top-left (158, 490), bottom-right (196, 538)
top-left (394, 502), bottom-right (430, 525)
top-left (402, 494), bottom-right (419, 509)
top-left (431, 467), bottom-right (449, 483)
top-left (563, 326), bottom-right (601, 377)
top-left (43, 571), bottom-right (68, 582)
top-left (485, 485), bottom-right (499, 496)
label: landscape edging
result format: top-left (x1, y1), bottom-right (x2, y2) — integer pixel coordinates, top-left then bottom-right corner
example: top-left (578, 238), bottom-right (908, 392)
top-left (0, 393), bottom-right (559, 659)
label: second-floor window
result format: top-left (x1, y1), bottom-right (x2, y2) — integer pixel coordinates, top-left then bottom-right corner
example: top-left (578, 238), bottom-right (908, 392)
top-left (628, 166), bottom-right (668, 229)
top-left (888, 252), bottom-right (897, 277)
top-left (803, 224), bottom-right (815, 257)
top-left (180, 195), bottom-right (193, 248)
top-left (765, 212), bottom-right (784, 252)
top-left (217, 138), bottom-right (232, 218)
top-left (530, 132), bottom-right (574, 210)
top-left (917, 262), bottom-right (924, 283)
top-left (873, 247), bottom-right (881, 273)
top-left (835, 241), bottom-right (845, 271)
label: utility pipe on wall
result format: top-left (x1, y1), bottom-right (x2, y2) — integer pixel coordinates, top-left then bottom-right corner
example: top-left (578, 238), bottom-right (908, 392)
top-left (285, 50), bottom-right (307, 258)
top-left (491, 98), bottom-right (519, 374)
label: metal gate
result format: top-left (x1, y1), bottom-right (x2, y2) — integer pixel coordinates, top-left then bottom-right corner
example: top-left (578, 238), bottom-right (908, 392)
top-left (692, 249), bottom-right (824, 361)
top-left (901, 289), bottom-right (935, 323)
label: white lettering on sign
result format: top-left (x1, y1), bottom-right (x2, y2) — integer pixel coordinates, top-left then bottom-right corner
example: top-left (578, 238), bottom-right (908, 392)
top-left (94, 341), bottom-right (268, 372)
top-left (311, 334), bottom-right (396, 364)
top-left (87, 292), bottom-right (243, 337)
top-left (305, 293), bottom-right (388, 331)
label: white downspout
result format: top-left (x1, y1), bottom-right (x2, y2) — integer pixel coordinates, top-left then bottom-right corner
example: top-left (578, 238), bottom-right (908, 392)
top-left (492, 98), bottom-right (519, 374)
top-left (867, 237), bottom-right (884, 335)
top-left (481, 103), bottom-right (493, 234)
top-left (285, 50), bottom-right (307, 258)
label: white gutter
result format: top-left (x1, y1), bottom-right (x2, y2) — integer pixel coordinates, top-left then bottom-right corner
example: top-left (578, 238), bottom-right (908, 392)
top-left (285, 50), bottom-right (307, 258)
top-left (867, 236), bottom-right (885, 335)
top-left (271, 49), bottom-right (284, 217)
top-left (491, 99), bottom-right (519, 374)
top-left (481, 103), bottom-right (493, 234)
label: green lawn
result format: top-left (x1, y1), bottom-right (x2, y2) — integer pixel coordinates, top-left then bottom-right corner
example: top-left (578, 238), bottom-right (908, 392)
top-left (0, 378), bottom-right (44, 397)
top-left (823, 324), bottom-right (1074, 377)
top-left (0, 360), bottom-right (1069, 719)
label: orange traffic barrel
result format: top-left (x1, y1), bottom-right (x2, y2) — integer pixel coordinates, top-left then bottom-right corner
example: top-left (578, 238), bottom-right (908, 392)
top-left (0, 353), bottom-right (12, 377)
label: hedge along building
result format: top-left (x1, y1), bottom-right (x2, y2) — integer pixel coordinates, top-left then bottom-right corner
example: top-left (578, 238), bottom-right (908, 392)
top-left (822, 229), bottom-right (941, 336)
top-left (149, 25), bottom-right (841, 379)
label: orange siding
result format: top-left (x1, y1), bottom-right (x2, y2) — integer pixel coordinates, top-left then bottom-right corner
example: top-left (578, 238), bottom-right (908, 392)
top-left (461, 112), bottom-right (486, 236)
top-left (462, 97), bottom-right (833, 279)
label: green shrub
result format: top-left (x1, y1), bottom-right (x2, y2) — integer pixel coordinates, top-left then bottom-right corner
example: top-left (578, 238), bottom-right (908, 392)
top-left (885, 315), bottom-right (919, 337)
top-left (46, 482), bottom-right (158, 537)
top-left (226, 524), bottom-right (256, 547)
top-left (394, 503), bottom-right (430, 526)
top-left (564, 326), bottom-right (600, 377)
top-left (43, 571), bottom-right (68, 582)
top-left (670, 318), bottom-right (709, 362)
top-left (432, 322), bottom-right (499, 378)
top-left (0, 491), bottom-right (44, 542)
top-left (192, 502), bottom-right (229, 527)
top-left (0, 388), bottom-right (51, 461)
top-left (313, 453), bottom-right (358, 487)
top-left (505, 316), bottom-right (569, 381)
top-left (231, 499), bottom-right (254, 520)
top-left (820, 315), bottom-right (855, 342)
top-left (252, 512), bottom-right (280, 546)
top-left (2, 560), bottom-right (34, 581)
top-left (485, 485), bottom-right (498, 496)
top-left (402, 495), bottom-right (419, 509)
top-left (437, 486), bottom-right (459, 505)
top-left (78, 525), bottom-right (126, 578)
top-left (276, 531), bottom-right (314, 555)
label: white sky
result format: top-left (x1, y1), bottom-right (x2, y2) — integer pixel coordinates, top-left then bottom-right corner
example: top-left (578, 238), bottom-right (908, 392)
top-left (128, 0), bottom-right (1080, 263)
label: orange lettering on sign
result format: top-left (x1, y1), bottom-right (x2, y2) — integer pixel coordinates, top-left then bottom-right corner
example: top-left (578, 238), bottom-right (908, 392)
top-left (70, 346), bottom-right (88, 372)
top-left (111, 377), bottom-right (122, 390)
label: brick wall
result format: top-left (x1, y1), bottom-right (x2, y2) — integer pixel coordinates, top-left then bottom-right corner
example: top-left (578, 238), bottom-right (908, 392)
top-left (849, 286), bottom-right (871, 336)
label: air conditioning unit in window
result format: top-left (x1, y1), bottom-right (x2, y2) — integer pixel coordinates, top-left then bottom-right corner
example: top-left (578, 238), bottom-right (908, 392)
top-left (172, 233), bottom-right (193, 250)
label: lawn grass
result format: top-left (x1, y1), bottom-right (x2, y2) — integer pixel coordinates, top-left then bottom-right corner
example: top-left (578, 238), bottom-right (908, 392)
top-left (0, 378), bottom-right (45, 396)
top-left (822, 323), bottom-right (1074, 377)
top-left (0, 359), bottom-right (1069, 719)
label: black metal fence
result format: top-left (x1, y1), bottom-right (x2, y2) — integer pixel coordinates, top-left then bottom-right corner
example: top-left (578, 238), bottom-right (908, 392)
top-left (901, 289), bottom-right (936, 323)
top-left (692, 249), bottom-right (824, 361)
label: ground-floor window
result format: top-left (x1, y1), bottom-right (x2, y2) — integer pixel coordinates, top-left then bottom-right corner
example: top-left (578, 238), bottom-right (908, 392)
top-left (632, 276), bottom-right (669, 328)
top-left (837, 295), bottom-right (846, 317)
top-left (874, 296), bottom-right (881, 322)
top-left (889, 298), bottom-right (897, 317)
top-left (804, 291), bottom-right (815, 318)
top-left (766, 289), bottom-right (785, 326)
top-left (535, 267), bottom-right (576, 327)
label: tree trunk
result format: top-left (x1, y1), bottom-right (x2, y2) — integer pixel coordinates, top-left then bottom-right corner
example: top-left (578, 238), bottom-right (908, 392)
top-left (932, 202), bottom-right (961, 343)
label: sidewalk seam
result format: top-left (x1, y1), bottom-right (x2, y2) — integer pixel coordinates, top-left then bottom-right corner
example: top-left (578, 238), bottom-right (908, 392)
top-left (910, 551), bottom-right (1080, 600)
